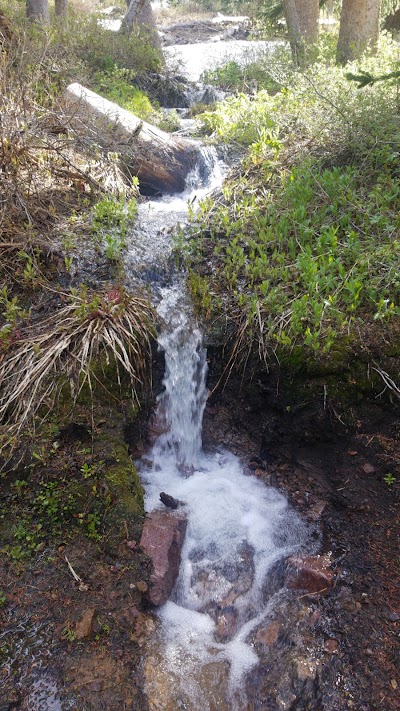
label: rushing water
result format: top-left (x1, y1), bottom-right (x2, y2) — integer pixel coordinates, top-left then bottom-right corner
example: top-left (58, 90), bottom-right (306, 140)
top-left (135, 153), bottom-right (309, 709)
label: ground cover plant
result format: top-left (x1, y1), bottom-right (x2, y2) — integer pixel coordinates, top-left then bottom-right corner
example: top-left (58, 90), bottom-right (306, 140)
top-left (187, 34), bottom-right (400, 367)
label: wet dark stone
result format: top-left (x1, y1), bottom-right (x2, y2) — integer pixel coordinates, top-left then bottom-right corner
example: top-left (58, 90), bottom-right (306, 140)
top-left (160, 492), bottom-right (181, 509)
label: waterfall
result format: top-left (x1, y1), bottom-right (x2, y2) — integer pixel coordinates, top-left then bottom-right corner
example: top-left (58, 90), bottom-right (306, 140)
top-left (138, 285), bottom-right (309, 711)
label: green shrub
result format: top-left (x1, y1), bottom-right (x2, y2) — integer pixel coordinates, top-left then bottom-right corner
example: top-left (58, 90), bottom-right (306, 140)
top-left (187, 36), bottom-right (400, 357)
top-left (92, 193), bottom-right (138, 261)
top-left (202, 59), bottom-right (282, 94)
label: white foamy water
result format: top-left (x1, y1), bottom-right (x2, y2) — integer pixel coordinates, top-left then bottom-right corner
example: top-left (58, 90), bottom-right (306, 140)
top-left (139, 287), bottom-right (308, 710)
top-left (125, 145), bottom-right (224, 283)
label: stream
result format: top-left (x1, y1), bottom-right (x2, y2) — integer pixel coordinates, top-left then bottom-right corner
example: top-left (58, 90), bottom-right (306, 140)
top-left (131, 138), bottom-right (312, 708)
top-left (23, 31), bottom-right (312, 711)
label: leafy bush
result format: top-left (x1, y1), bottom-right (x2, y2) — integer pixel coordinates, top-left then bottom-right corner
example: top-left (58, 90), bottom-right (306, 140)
top-left (187, 36), bottom-right (400, 358)
top-left (201, 33), bottom-right (399, 148)
top-left (201, 59), bottom-right (282, 94)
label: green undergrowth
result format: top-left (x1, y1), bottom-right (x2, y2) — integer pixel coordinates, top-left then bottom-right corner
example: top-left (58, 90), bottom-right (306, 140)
top-left (3, 1), bottom-right (162, 86)
top-left (0, 409), bottom-right (144, 562)
top-left (91, 191), bottom-right (139, 262)
top-left (92, 69), bottom-right (180, 132)
top-left (186, 36), bottom-right (400, 364)
top-left (201, 58), bottom-right (282, 95)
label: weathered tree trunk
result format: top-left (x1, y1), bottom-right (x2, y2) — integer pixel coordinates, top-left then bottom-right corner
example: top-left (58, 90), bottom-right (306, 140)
top-left (282, 0), bottom-right (305, 65)
top-left (337, 0), bottom-right (381, 64)
top-left (26, 0), bottom-right (49, 24)
top-left (121, 0), bottom-right (161, 51)
top-left (54, 0), bottom-right (68, 18)
top-left (65, 83), bottom-right (201, 195)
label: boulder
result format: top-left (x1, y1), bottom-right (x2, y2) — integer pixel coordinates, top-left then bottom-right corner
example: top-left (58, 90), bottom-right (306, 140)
top-left (140, 510), bottom-right (187, 605)
top-left (286, 554), bottom-right (334, 595)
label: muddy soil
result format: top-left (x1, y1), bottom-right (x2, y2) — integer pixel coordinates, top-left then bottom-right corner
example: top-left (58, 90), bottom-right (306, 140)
top-left (203, 355), bottom-right (400, 710)
top-left (0, 406), bottom-right (154, 711)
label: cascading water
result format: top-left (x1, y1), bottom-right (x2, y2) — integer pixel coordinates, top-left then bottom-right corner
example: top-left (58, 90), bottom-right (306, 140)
top-left (138, 285), bottom-right (309, 708)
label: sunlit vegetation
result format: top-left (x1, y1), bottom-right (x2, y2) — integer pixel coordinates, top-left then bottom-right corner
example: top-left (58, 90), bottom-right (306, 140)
top-left (187, 35), bottom-right (400, 360)
top-left (0, 2), bottom-right (160, 463)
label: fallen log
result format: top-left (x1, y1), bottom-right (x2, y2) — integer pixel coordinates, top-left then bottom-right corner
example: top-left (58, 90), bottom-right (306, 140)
top-left (65, 82), bottom-right (200, 195)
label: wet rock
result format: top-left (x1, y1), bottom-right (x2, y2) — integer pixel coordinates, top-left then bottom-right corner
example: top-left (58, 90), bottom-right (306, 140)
top-left (307, 499), bottom-right (328, 521)
top-left (75, 608), bottom-right (96, 639)
top-left (160, 492), bottom-right (182, 509)
top-left (336, 586), bottom-right (356, 611)
top-left (130, 611), bottom-right (156, 646)
top-left (255, 620), bottom-right (281, 646)
top-left (136, 580), bottom-right (148, 593)
top-left (292, 656), bottom-right (318, 682)
top-left (140, 510), bottom-right (187, 606)
top-left (324, 638), bottom-right (339, 654)
top-left (214, 605), bottom-right (238, 642)
top-left (286, 554), bottom-right (335, 594)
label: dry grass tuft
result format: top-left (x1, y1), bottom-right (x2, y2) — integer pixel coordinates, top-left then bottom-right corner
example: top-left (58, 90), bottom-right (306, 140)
top-left (0, 287), bottom-right (155, 449)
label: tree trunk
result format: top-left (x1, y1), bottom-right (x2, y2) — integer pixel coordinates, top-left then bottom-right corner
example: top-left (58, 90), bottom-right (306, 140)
top-left (337, 0), bottom-right (381, 64)
top-left (65, 83), bottom-right (201, 196)
top-left (55, 0), bottom-right (68, 18)
top-left (121, 0), bottom-right (161, 50)
top-left (296, 0), bottom-right (319, 42)
top-left (283, 0), bottom-right (305, 65)
top-left (26, 0), bottom-right (49, 24)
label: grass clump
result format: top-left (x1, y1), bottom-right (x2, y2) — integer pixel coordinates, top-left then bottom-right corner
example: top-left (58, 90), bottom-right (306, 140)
top-left (0, 286), bottom-right (155, 451)
top-left (187, 36), bottom-right (400, 363)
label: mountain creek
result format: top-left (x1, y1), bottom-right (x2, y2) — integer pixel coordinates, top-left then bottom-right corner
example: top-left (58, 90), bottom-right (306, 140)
top-left (0, 14), bottom-right (399, 711)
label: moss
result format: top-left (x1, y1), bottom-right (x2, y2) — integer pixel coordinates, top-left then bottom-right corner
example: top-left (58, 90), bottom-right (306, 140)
top-left (93, 434), bottom-right (144, 547)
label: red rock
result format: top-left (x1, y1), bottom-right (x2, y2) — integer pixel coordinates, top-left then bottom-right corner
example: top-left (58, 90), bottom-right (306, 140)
top-left (255, 620), bottom-right (281, 646)
top-left (324, 638), bottom-right (339, 654)
top-left (75, 608), bottom-right (96, 639)
top-left (140, 510), bottom-right (187, 606)
top-left (286, 554), bottom-right (334, 594)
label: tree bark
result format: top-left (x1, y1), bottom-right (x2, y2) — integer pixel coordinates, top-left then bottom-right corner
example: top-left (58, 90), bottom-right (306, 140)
top-left (282, 0), bottom-right (319, 64)
top-left (55, 0), bottom-right (68, 18)
top-left (337, 0), bottom-right (381, 64)
top-left (121, 0), bottom-right (161, 50)
top-left (283, 0), bottom-right (305, 65)
top-left (26, 0), bottom-right (49, 24)
top-left (296, 0), bottom-right (319, 42)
